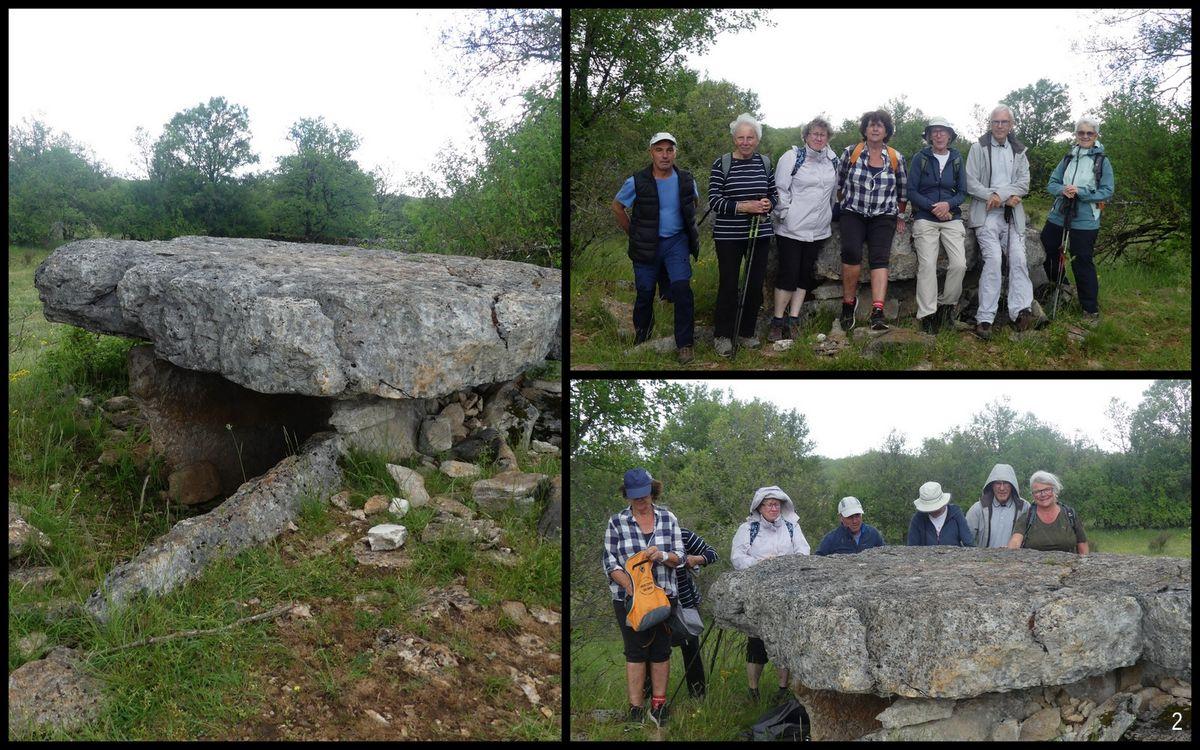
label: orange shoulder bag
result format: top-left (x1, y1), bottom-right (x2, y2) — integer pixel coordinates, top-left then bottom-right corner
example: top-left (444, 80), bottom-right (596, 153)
top-left (623, 549), bottom-right (673, 632)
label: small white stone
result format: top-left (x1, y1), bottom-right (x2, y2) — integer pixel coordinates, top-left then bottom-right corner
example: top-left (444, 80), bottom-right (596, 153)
top-left (365, 709), bottom-right (390, 726)
top-left (367, 524), bottom-right (408, 551)
top-left (388, 497), bottom-right (410, 516)
top-left (816, 333), bottom-right (827, 342)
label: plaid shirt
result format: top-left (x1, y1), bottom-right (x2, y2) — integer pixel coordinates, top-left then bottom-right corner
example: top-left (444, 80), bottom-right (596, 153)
top-left (838, 144), bottom-right (908, 218)
top-left (603, 504), bottom-right (683, 601)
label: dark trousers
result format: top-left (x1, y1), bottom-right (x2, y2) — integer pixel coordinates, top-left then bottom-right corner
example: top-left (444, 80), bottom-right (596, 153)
top-left (632, 233), bottom-right (695, 347)
top-left (774, 235), bottom-right (826, 294)
top-left (714, 237), bottom-right (771, 338)
top-left (839, 211), bottom-right (895, 269)
top-left (641, 634), bottom-right (707, 699)
top-left (1040, 221), bottom-right (1100, 314)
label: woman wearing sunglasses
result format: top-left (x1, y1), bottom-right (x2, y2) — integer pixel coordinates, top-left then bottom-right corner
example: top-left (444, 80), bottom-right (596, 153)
top-left (1040, 116), bottom-right (1115, 326)
top-left (835, 110), bottom-right (908, 331)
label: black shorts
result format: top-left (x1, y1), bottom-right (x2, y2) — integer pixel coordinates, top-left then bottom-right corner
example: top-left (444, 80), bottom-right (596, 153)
top-left (747, 635), bottom-right (770, 665)
top-left (839, 211), bottom-right (896, 270)
top-left (613, 598), bottom-right (672, 663)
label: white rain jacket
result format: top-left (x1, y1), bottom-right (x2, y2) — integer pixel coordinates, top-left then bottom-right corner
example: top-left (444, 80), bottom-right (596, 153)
top-left (731, 486), bottom-right (810, 569)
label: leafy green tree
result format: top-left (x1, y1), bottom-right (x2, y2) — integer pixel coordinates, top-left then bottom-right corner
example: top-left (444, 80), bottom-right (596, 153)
top-left (1078, 9), bottom-right (1191, 104)
top-left (271, 117), bottom-right (375, 242)
top-left (8, 118), bottom-right (110, 245)
top-left (441, 8), bottom-right (561, 100)
top-left (1003, 79), bottom-right (1072, 149)
top-left (879, 95), bottom-right (928, 162)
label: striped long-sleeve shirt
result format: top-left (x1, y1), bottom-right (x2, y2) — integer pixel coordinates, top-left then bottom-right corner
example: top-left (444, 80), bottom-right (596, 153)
top-left (708, 153), bottom-right (778, 241)
top-left (602, 504), bottom-right (683, 600)
top-left (675, 528), bottom-right (719, 609)
top-left (837, 144), bottom-right (908, 218)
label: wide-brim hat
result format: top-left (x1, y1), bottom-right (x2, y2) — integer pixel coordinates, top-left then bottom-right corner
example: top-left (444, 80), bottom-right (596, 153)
top-left (913, 481), bottom-right (951, 512)
top-left (923, 117), bottom-right (957, 143)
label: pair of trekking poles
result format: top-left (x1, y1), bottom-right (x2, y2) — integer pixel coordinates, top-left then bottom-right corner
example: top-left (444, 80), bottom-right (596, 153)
top-left (1050, 196), bottom-right (1077, 320)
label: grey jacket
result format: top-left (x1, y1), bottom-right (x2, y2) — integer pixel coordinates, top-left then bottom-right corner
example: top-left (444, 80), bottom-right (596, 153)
top-left (965, 463), bottom-right (1030, 548)
top-left (965, 133), bottom-right (1030, 232)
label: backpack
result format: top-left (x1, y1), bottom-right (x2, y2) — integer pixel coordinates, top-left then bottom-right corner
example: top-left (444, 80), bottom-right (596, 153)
top-left (623, 549), bottom-right (673, 632)
top-left (749, 519), bottom-right (795, 546)
top-left (913, 150), bottom-right (962, 189)
top-left (790, 145), bottom-right (838, 177)
top-left (698, 152), bottom-right (774, 226)
top-left (847, 141), bottom-right (900, 173)
top-left (1020, 503), bottom-right (1080, 548)
top-left (743, 696), bottom-right (810, 741)
top-left (1058, 151), bottom-right (1108, 211)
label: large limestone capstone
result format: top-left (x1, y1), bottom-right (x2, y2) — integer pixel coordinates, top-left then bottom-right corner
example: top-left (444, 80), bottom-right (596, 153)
top-left (708, 546), bottom-right (1191, 700)
top-left (34, 236), bottom-right (562, 399)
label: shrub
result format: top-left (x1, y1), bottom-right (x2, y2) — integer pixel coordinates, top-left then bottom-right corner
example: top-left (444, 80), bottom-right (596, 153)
top-left (42, 327), bottom-right (136, 392)
top-left (1147, 531), bottom-right (1171, 555)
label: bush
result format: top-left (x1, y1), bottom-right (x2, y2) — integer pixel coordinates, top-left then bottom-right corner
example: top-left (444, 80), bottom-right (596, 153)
top-left (1147, 531), bottom-right (1171, 555)
top-left (43, 327), bottom-right (136, 392)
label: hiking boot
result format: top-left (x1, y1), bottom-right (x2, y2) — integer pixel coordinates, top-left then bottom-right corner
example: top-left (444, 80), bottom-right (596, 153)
top-left (648, 703), bottom-right (669, 728)
top-left (774, 686), bottom-right (791, 703)
top-left (627, 705), bottom-right (645, 724)
top-left (972, 322), bottom-right (992, 341)
top-left (739, 336), bottom-right (761, 350)
top-left (677, 346), bottom-right (694, 365)
top-left (1014, 308), bottom-right (1035, 332)
top-left (748, 687), bottom-right (761, 701)
top-left (713, 337), bottom-right (732, 357)
top-left (1082, 311), bottom-right (1101, 328)
top-left (869, 306), bottom-right (889, 331)
top-left (937, 304), bottom-right (955, 330)
top-left (839, 297), bottom-right (858, 331)
top-left (920, 314), bottom-right (938, 334)
top-left (633, 328), bottom-right (652, 345)
top-left (767, 318), bottom-right (786, 342)
top-left (788, 312), bottom-right (803, 338)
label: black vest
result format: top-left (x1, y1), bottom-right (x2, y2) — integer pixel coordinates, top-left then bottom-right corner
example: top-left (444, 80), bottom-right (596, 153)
top-left (627, 165), bottom-right (700, 264)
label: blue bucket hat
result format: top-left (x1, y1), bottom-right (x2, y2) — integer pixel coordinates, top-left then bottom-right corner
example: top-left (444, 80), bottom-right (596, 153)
top-left (623, 468), bottom-right (653, 499)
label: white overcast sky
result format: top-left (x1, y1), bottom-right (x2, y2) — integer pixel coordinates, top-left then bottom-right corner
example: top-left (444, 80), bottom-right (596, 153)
top-left (685, 9), bottom-right (1144, 142)
top-left (675, 379), bottom-right (1168, 458)
top-left (9, 9), bottom-right (551, 192)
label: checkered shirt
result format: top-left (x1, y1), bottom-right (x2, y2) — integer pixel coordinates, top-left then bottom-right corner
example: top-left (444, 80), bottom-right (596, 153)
top-left (603, 504), bottom-right (683, 601)
top-left (837, 144), bottom-right (908, 217)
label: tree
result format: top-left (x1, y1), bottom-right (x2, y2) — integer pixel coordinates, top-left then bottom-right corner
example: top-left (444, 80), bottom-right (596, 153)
top-left (1102, 397), bottom-right (1133, 454)
top-left (1002, 79), bottom-right (1072, 150)
top-left (272, 117), bottom-right (375, 242)
top-left (1130, 380), bottom-right (1191, 450)
top-left (8, 118), bottom-right (110, 245)
top-left (440, 8), bottom-right (561, 100)
top-left (1078, 10), bottom-right (1191, 105)
top-left (153, 96), bottom-right (258, 184)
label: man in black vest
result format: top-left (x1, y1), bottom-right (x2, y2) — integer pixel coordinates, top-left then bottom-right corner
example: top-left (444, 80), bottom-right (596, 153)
top-left (611, 132), bottom-right (701, 364)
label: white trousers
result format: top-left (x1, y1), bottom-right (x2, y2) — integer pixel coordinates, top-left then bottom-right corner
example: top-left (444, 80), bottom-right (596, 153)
top-left (975, 210), bottom-right (1032, 324)
top-left (912, 219), bottom-right (967, 319)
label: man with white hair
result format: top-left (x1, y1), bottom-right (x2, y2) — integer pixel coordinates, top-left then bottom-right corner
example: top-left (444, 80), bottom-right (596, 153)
top-left (964, 105), bottom-right (1034, 340)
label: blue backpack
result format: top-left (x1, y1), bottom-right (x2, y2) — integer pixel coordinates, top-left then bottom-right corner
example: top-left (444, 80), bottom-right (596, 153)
top-left (790, 145), bottom-right (838, 177)
top-left (749, 519), bottom-right (795, 546)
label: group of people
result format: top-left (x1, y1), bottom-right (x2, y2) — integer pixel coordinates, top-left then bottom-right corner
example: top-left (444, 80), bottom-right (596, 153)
top-left (601, 464), bottom-right (1088, 727)
top-left (612, 107), bottom-right (1115, 363)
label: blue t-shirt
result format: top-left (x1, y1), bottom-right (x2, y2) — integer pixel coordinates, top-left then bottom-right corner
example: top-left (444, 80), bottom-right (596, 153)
top-left (615, 173), bottom-right (699, 238)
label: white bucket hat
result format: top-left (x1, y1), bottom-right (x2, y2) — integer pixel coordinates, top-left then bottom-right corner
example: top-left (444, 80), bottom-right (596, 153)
top-left (838, 496), bottom-right (864, 517)
top-left (913, 481), bottom-right (951, 512)
top-left (923, 116), bottom-right (957, 143)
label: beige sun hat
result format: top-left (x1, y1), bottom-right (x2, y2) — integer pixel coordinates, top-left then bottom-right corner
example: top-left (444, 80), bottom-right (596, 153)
top-left (913, 481), bottom-right (951, 512)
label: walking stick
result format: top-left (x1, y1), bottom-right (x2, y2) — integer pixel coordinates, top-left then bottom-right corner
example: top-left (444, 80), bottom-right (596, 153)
top-left (732, 213), bottom-right (761, 356)
top-left (667, 617), bottom-right (719, 705)
top-left (1050, 197), bottom-right (1075, 321)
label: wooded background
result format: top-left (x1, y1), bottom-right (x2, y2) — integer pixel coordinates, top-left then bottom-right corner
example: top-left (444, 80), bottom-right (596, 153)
top-left (569, 379), bottom-right (1192, 630)
top-left (570, 9), bottom-right (1191, 267)
top-left (9, 10), bottom-right (560, 267)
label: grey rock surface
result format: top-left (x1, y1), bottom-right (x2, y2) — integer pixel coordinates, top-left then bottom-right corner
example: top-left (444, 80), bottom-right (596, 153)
top-left (537, 475), bottom-right (562, 538)
top-left (85, 432), bottom-right (343, 622)
top-left (708, 546), bottom-right (1191, 699)
top-left (472, 471), bottom-right (548, 515)
top-left (9, 505), bottom-right (52, 560)
top-left (8, 647), bottom-right (104, 737)
top-left (328, 396), bottom-right (424, 461)
top-left (386, 464), bottom-right (430, 507)
top-left (35, 236), bottom-right (561, 399)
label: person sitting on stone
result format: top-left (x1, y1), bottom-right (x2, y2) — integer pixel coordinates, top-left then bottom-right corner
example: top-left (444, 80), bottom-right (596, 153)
top-left (965, 463), bottom-right (1030, 548)
top-left (602, 468), bottom-right (685, 727)
top-left (907, 480), bottom-right (974, 546)
top-left (730, 486), bottom-right (810, 702)
top-left (815, 496), bottom-right (885, 555)
top-left (1007, 471), bottom-right (1088, 555)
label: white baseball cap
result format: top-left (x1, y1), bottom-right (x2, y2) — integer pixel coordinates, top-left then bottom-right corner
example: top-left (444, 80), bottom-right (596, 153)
top-left (838, 496), bottom-right (864, 517)
top-left (649, 132), bottom-right (677, 147)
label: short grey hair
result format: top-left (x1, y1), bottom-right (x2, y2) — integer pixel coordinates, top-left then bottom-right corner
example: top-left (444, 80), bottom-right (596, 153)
top-left (803, 117), bottom-right (832, 139)
top-left (1076, 115), bottom-right (1100, 134)
top-left (1028, 471), bottom-right (1063, 494)
top-left (730, 113), bottom-right (762, 139)
top-left (991, 105), bottom-right (1015, 124)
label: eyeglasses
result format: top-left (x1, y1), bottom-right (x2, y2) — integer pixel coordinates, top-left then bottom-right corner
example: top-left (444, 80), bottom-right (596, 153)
top-left (1032, 488), bottom-right (1056, 497)
top-left (1076, 131), bottom-right (1096, 137)
top-left (991, 119), bottom-right (1011, 125)
top-left (761, 501), bottom-right (782, 508)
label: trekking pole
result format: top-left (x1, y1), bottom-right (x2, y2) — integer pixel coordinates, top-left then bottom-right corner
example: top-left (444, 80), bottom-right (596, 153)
top-left (732, 213), bottom-right (761, 357)
top-left (1050, 197), bottom-right (1075, 321)
top-left (667, 617), bottom-right (718, 705)
top-left (707, 626), bottom-right (726, 680)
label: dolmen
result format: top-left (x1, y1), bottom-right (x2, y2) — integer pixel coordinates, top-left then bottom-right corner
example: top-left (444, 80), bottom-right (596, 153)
top-left (35, 236), bottom-right (561, 621)
top-left (709, 546), bottom-right (1191, 741)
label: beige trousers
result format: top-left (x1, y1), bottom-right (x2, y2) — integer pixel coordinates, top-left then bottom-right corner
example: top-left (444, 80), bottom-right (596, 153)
top-left (912, 218), bottom-right (967, 319)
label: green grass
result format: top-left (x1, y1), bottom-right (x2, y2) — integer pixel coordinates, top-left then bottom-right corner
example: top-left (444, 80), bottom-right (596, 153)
top-left (1087, 527), bottom-right (1191, 557)
top-left (569, 227), bottom-right (1192, 370)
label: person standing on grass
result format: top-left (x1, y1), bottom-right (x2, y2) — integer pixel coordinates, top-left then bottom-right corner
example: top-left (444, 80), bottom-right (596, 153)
top-left (730, 486), bottom-right (810, 702)
top-left (770, 117), bottom-right (839, 342)
top-left (907, 481), bottom-right (974, 546)
top-left (1039, 116), bottom-right (1114, 327)
top-left (964, 105), bottom-right (1033, 340)
top-left (602, 468), bottom-right (685, 727)
top-left (836, 110), bottom-right (908, 331)
top-left (964, 463), bottom-right (1030, 548)
top-left (612, 133), bottom-right (702, 365)
top-left (907, 117), bottom-right (968, 334)
top-left (708, 113), bottom-right (778, 357)
top-left (1007, 471), bottom-right (1089, 554)
top-left (815, 496), bottom-right (885, 555)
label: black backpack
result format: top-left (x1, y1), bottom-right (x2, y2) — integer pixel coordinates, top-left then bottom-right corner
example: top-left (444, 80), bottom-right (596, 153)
top-left (744, 696), bottom-right (810, 741)
top-left (1020, 502), bottom-right (1079, 547)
